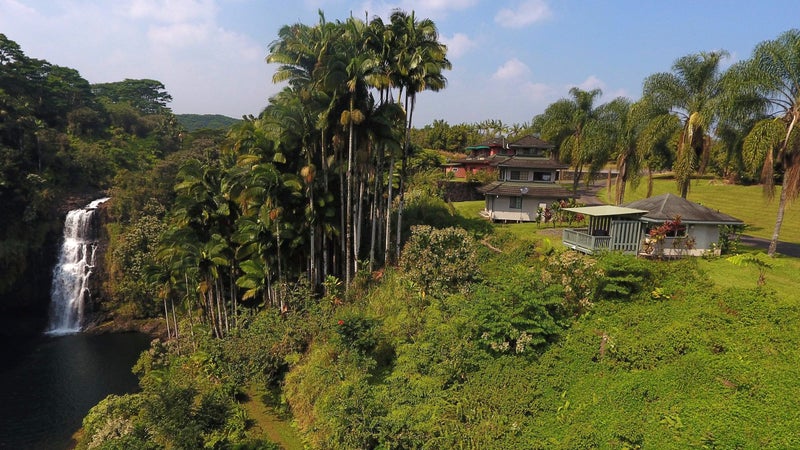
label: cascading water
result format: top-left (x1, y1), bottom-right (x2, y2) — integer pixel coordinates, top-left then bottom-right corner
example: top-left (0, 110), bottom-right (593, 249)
top-left (46, 197), bottom-right (110, 334)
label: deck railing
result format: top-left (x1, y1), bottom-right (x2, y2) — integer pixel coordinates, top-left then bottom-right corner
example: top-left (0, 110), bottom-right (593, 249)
top-left (562, 228), bottom-right (611, 254)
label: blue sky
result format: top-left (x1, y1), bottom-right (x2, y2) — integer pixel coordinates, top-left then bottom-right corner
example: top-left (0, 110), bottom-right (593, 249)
top-left (1, 0), bottom-right (797, 126)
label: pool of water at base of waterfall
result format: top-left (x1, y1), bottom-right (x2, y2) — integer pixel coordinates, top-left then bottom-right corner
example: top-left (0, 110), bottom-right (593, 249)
top-left (0, 332), bottom-right (152, 449)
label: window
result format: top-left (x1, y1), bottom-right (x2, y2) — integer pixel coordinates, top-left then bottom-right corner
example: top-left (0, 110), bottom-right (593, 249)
top-left (517, 148), bottom-right (547, 157)
top-left (533, 171), bottom-right (552, 182)
top-left (510, 197), bottom-right (522, 209)
top-left (509, 170), bottom-right (528, 181)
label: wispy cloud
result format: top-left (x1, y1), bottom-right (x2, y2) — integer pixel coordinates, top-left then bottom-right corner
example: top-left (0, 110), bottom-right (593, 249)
top-left (356, 0), bottom-right (478, 20)
top-left (572, 75), bottom-right (606, 92)
top-left (442, 32), bottom-right (475, 59)
top-left (495, 0), bottom-right (552, 29)
top-left (492, 58), bottom-right (531, 80)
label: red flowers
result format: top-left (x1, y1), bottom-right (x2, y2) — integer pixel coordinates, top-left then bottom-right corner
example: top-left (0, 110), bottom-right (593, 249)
top-left (337, 320), bottom-right (344, 326)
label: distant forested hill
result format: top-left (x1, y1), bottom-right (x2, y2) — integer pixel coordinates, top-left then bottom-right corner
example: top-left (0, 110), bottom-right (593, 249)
top-left (176, 114), bottom-right (240, 131)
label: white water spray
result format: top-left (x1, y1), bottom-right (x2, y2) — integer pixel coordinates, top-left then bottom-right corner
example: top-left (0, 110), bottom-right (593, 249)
top-left (46, 197), bottom-right (110, 334)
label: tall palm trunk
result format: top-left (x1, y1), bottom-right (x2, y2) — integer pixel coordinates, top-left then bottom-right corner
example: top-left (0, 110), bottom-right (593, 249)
top-left (768, 183), bottom-right (788, 256)
top-left (320, 131), bottom-right (330, 280)
top-left (345, 117), bottom-right (355, 286)
top-left (369, 145), bottom-right (383, 270)
top-left (355, 173), bottom-right (365, 274)
top-left (395, 94), bottom-right (415, 262)
top-left (384, 152), bottom-right (395, 266)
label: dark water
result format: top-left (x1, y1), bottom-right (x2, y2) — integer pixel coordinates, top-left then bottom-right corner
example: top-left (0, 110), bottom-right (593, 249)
top-left (0, 332), bottom-right (152, 449)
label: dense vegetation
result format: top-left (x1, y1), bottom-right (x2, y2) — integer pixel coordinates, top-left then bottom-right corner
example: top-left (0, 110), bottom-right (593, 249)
top-left (2, 10), bottom-right (800, 450)
top-left (78, 225), bottom-right (800, 448)
top-left (176, 114), bottom-right (241, 132)
top-left (0, 33), bottom-right (182, 326)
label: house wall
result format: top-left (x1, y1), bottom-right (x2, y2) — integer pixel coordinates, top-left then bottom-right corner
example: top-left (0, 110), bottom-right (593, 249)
top-left (499, 166), bottom-right (557, 183)
top-left (690, 224), bottom-right (720, 250)
top-left (485, 195), bottom-right (542, 222)
top-left (447, 166), bottom-right (466, 178)
top-left (644, 224), bottom-right (721, 257)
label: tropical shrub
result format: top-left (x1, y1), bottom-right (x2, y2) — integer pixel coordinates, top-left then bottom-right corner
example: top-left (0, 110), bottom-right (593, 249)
top-left (400, 225), bottom-right (479, 296)
top-left (595, 252), bottom-right (653, 301)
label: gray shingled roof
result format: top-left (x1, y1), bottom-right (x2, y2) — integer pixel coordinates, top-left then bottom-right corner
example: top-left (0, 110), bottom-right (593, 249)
top-left (508, 135), bottom-right (555, 149)
top-left (491, 156), bottom-right (569, 169)
top-left (478, 181), bottom-right (573, 199)
top-left (624, 193), bottom-right (743, 225)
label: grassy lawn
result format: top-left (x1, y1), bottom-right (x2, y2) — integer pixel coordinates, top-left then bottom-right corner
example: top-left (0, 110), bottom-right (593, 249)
top-left (598, 176), bottom-right (800, 243)
top-left (453, 176), bottom-right (800, 252)
top-left (451, 200), bottom-right (568, 244)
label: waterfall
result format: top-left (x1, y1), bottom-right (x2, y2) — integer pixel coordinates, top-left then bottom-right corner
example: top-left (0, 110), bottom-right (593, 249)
top-left (46, 197), bottom-right (110, 334)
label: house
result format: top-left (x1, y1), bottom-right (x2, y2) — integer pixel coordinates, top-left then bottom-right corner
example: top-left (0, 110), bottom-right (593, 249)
top-left (444, 137), bottom-right (507, 179)
top-left (470, 135), bottom-right (572, 222)
top-left (561, 193), bottom-right (744, 256)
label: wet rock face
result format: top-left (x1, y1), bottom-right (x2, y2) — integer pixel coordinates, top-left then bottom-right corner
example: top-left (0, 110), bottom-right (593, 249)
top-left (0, 192), bottom-right (109, 336)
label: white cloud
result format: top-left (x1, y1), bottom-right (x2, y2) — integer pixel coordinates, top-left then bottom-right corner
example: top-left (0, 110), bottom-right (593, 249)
top-left (492, 58), bottom-right (531, 81)
top-left (441, 32), bottom-right (475, 59)
top-left (356, 0), bottom-right (477, 21)
top-left (148, 22), bottom-right (211, 48)
top-left (127, 0), bottom-right (217, 23)
top-left (572, 75), bottom-right (606, 92)
top-left (521, 81), bottom-right (557, 101)
top-left (495, 0), bottom-right (552, 29)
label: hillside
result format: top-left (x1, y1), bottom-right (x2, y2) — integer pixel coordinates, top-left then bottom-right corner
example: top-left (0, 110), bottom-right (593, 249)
top-left (176, 113), bottom-right (241, 131)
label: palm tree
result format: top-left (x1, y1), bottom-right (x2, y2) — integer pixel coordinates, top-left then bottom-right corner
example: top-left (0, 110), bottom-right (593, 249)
top-left (539, 87), bottom-right (605, 194)
top-left (730, 29), bottom-right (800, 256)
top-left (606, 98), bottom-right (681, 204)
top-left (390, 9), bottom-right (451, 261)
top-left (642, 51), bottom-right (728, 198)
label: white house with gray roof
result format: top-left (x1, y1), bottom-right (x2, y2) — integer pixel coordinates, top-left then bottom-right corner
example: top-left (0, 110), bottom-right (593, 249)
top-left (562, 193), bottom-right (744, 256)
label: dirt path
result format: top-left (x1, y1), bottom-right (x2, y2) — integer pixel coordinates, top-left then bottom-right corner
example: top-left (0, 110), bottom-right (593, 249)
top-left (241, 386), bottom-right (305, 449)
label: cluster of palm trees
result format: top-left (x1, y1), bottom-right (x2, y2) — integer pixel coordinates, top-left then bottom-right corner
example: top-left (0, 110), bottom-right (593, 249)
top-left (151, 10), bottom-right (450, 337)
top-left (533, 29), bottom-right (799, 256)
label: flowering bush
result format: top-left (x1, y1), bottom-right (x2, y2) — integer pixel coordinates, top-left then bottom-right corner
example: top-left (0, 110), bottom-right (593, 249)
top-left (544, 250), bottom-right (601, 314)
top-left (399, 225), bottom-right (478, 297)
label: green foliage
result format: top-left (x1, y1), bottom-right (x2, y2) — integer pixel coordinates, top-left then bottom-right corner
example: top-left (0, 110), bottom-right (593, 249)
top-left (399, 225), bottom-right (479, 296)
top-left (471, 265), bottom-right (564, 354)
top-left (596, 252), bottom-right (653, 300)
top-left (92, 79), bottom-right (173, 115)
top-left (545, 250), bottom-right (602, 314)
top-left (176, 114), bottom-right (241, 132)
top-left (334, 311), bottom-right (379, 355)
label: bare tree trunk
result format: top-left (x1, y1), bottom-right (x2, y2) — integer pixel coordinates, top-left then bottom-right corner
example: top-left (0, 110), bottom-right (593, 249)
top-left (163, 297), bottom-right (171, 339)
top-left (218, 278), bottom-right (229, 336)
top-left (355, 174), bottom-right (365, 275)
top-left (395, 95), bottom-right (415, 262)
top-left (170, 298), bottom-right (179, 338)
top-left (647, 167), bottom-right (654, 198)
top-left (768, 182), bottom-right (788, 257)
top-left (369, 149), bottom-right (382, 271)
top-left (384, 153), bottom-right (395, 266)
top-left (345, 119), bottom-right (355, 287)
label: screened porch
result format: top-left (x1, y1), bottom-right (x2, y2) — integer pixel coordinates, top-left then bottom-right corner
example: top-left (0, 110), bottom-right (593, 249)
top-left (561, 205), bottom-right (648, 255)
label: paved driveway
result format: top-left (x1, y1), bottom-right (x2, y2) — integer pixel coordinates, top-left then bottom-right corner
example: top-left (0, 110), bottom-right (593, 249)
top-left (740, 235), bottom-right (800, 258)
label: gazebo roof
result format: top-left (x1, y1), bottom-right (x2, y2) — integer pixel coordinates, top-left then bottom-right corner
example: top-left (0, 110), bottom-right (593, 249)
top-left (563, 205), bottom-right (648, 217)
top-left (624, 193), bottom-right (744, 225)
